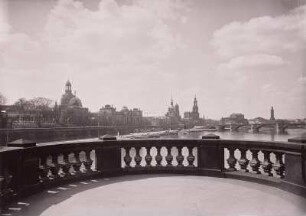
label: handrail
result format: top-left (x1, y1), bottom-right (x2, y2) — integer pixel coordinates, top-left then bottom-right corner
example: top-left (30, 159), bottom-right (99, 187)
top-left (0, 138), bottom-right (305, 213)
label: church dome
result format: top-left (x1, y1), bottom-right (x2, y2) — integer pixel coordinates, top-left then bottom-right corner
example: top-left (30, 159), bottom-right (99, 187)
top-left (68, 97), bottom-right (83, 108)
top-left (121, 106), bottom-right (128, 111)
top-left (66, 80), bottom-right (71, 86)
top-left (60, 92), bottom-right (74, 107)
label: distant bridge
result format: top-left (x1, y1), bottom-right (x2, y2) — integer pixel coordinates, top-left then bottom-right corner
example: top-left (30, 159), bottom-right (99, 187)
top-left (216, 122), bottom-right (306, 134)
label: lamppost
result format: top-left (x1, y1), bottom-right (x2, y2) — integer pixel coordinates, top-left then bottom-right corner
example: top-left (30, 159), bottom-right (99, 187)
top-left (0, 110), bottom-right (6, 128)
top-left (97, 112), bottom-right (101, 138)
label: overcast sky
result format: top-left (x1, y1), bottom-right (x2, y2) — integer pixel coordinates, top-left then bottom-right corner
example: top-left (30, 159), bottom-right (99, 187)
top-left (0, 0), bottom-right (305, 119)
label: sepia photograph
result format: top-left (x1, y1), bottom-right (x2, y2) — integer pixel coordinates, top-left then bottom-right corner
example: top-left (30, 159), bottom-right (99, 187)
top-left (0, 0), bottom-right (306, 215)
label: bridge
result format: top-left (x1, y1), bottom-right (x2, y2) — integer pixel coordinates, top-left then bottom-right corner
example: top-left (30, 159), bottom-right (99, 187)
top-left (217, 122), bottom-right (306, 133)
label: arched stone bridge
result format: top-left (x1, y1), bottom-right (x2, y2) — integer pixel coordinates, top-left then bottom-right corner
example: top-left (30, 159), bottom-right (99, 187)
top-left (217, 122), bottom-right (306, 133)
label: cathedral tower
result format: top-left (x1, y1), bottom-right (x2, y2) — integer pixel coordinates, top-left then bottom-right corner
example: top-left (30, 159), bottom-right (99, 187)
top-left (270, 106), bottom-right (275, 121)
top-left (191, 96), bottom-right (199, 120)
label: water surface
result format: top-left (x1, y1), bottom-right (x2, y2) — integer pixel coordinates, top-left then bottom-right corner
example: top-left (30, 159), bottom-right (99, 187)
top-left (175, 129), bottom-right (306, 142)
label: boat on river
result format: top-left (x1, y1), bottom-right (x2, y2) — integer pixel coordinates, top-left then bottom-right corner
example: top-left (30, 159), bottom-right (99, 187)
top-left (119, 130), bottom-right (179, 139)
top-left (180, 126), bottom-right (217, 134)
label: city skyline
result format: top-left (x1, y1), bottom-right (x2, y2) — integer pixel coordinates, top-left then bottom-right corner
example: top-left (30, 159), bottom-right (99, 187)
top-left (0, 0), bottom-right (306, 119)
top-left (0, 79), bottom-right (298, 121)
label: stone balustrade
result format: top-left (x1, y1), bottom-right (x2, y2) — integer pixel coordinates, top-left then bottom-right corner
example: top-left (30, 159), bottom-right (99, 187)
top-left (0, 136), bottom-right (305, 213)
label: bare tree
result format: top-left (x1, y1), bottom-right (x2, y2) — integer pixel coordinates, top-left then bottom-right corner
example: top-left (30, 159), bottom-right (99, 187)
top-left (0, 93), bottom-right (7, 105)
top-left (14, 97), bottom-right (54, 110)
top-left (29, 97), bottom-right (54, 110)
top-left (14, 98), bottom-right (32, 110)
top-left (13, 97), bottom-right (55, 127)
top-left (29, 97), bottom-right (54, 126)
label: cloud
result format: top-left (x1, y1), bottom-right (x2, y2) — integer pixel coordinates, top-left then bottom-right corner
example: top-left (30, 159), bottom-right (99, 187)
top-left (211, 5), bottom-right (306, 59)
top-left (134, 0), bottom-right (189, 21)
top-left (298, 76), bottom-right (306, 85)
top-left (292, 76), bottom-right (306, 97)
top-left (285, 77), bottom-right (306, 115)
top-left (0, 0), bottom-right (189, 110)
top-left (0, 0), bottom-right (186, 71)
top-left (41, 0), bottom-right (183, 67)
top-left (210, 5), bottom-right (306, 118)
top-left (0, 0), bottom-right (10, 43)
top-left (218, 54), bottom-right (285, 71)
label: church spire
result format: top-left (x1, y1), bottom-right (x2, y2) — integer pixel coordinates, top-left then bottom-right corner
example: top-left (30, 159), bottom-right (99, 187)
top-left (193, 95), bottom-right (198, 111)
top-left (270, 106), bottom-right (275, 121)
top-left (191, 95), bottom-right (199, 120)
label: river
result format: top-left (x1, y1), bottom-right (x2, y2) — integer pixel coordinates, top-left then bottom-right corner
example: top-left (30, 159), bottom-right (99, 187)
top-left (171, 128), bottom-right (306, 142)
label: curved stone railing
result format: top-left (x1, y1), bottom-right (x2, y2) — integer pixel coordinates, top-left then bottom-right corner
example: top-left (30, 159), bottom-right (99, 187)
top-left (0, 137), bottom-right (305, 213)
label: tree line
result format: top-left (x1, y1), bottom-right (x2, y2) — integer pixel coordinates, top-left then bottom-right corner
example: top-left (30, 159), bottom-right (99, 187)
top-left (0, 92), bottom-right (58, 127)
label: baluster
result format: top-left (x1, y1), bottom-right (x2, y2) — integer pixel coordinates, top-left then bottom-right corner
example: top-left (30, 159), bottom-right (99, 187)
top-left (72, 150), bottom-right (82, 175)
top-left (176, 146), bottom-right (184, 167)
top-left (273, 152), bottom-right (285, 178)
top-left (165, 146), bottom-right (173, 167)
top-left (0, 175), bottom-right (5, 196)
top-left (83, 149), bottom-right (93, 172)
top-left (250, 150), bottom-right (261, 174)
top-left (61, 152), bottom-right (72, 177)
top-left (145, 146), bottom-right (152, 167)
top-left (39, 155), bottom-right (49, 182)
top-left (187, 146), bottom-right (195, 167)
top-left (155, 146), bottom-right (163, 167)
top-left (226, 147), bottom-right (237, 171)
top-left (124, 147), bottom-right (132, 168)
top-left (49, 154), bottom-right (60, 179)
top-left (0, 173), bottom-right (13, 196)
top-left (134, 147), bottom-right (142, 168)
top-left (238, 149), bottom-right (249, 172)
top-left (262, 150), bottom-right (273, 176)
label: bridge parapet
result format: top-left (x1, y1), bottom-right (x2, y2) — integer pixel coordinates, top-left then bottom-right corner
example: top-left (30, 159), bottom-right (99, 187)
top-left (0, 137), bottom-right (305, 213)
top-left (249, 123), bottom-right (303, 134)
top-left (217, 124), bottom-right (250, 132)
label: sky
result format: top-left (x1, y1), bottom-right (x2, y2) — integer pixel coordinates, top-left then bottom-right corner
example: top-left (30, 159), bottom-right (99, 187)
top-left (0, 0), bottom-right (305, 119)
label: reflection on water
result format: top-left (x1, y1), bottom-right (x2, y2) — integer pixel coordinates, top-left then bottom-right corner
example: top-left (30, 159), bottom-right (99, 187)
top-left (173, 129), bottom-right (306, 142)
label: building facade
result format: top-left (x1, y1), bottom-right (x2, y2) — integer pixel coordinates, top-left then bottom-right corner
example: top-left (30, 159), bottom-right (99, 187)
top-left (98, 105), bottom-right (143, 127)
top-left (221, 113), bottom-right (248, 125)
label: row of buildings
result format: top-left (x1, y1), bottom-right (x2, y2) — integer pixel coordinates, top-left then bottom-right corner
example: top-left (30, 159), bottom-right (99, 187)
top-left (0, 81), bottom-right (144, 128)
top-left (0, 80), bottom-right (204, 129)
top-left (2, 80), bottom-right (299, 130)
top-left (220, 107), bottom-right (276, 125)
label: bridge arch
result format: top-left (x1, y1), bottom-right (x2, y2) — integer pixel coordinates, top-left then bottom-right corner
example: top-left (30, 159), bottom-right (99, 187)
top-left (251, 124), bottom-right (275, 133)
top-left (230, 124), bottom-right (250, 132)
